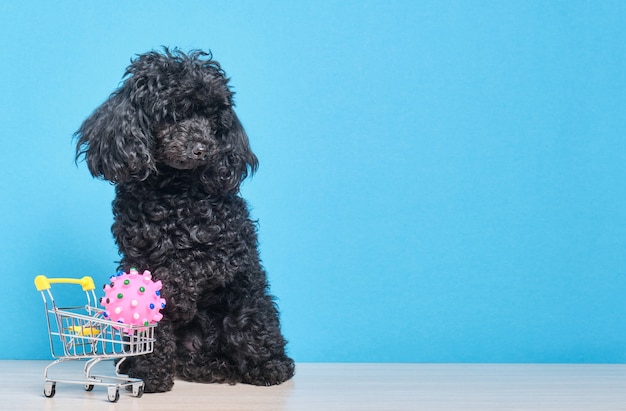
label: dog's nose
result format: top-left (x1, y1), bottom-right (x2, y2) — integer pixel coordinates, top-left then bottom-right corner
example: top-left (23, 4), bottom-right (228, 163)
top-left (191, 143), bottom-right (208, 160)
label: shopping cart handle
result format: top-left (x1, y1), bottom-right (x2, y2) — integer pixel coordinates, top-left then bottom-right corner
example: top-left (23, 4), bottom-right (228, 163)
top-left (34, 275), bottom-right (96, 292)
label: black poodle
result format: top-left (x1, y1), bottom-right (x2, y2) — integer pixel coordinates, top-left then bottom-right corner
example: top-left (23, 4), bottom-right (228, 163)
top-left (75, 48), bottom-right (295, 392)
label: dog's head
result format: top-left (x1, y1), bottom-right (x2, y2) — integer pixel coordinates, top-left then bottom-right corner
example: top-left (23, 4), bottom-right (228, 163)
top-left (75, 47), bottom-right (258, 193)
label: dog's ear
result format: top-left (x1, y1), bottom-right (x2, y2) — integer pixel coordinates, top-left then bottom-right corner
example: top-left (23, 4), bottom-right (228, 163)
top-left (205, 109), bottom-right (259, 193)
top-left (74, 88), bottom-right (155, 183)
top-left (228, 110), bottom-right (259, 179)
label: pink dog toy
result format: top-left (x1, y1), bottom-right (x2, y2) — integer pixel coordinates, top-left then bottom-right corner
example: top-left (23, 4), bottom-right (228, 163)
top-left (100, 268), bottom-right (166, 329)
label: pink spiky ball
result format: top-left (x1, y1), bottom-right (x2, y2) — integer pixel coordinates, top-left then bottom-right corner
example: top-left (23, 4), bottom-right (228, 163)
top-left (100, 268), bottom-right (166, 328)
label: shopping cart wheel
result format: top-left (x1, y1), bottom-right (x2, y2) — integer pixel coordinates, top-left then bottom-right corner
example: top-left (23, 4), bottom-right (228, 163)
top-left (132, 383), bottom-right (144, 398)
top-left (44, 382), bottom-right (56, 398)
top-left (84, 384), bottom-right (94, 391)
top-left (107, 386), bottom-right (120, 403)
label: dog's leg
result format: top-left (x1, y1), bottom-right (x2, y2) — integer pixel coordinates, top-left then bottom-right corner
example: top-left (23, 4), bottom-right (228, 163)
top-left (221, 292), bottom-right (295, 386)
top-left (173, 312), bottom-right (237, 384)
top-left (119, 319), bottom-right (177, 392)
top-left (174, 296), bottom-right (294, 386)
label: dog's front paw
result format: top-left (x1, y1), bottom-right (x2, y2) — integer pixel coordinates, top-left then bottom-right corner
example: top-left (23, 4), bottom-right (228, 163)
top-left (141, 375), bottom-right (175, 393)
top-left (244, 357), bottom-right (295, 386)
top-left (120, 358), bottom-right (176, 393)
top-left (127, 367), bottom-right (175, 393)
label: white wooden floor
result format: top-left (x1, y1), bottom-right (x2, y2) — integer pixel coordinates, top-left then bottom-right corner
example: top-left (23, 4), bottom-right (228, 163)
top-left (1, 361), bottom-right (626, 410)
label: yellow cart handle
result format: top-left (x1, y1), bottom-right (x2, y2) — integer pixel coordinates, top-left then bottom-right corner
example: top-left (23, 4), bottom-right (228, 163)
top-left (34, 275), bottom-right (96, 292)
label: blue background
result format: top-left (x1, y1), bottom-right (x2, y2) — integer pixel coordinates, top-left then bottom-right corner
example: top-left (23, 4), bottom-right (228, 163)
top-left (1, 1), bottom-right (625, 362)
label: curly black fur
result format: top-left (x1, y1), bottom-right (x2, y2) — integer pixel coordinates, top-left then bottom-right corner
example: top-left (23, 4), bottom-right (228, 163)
top-left (75, 48), bottom-right (294, 392)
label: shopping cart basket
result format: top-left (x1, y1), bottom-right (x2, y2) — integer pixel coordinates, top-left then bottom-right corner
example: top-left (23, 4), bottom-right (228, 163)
top-left (34, 274), bottom-right (157, 402)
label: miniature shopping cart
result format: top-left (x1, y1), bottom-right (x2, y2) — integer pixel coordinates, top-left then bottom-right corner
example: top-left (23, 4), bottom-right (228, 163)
top-left (35, 275), bottom-right (156, 402)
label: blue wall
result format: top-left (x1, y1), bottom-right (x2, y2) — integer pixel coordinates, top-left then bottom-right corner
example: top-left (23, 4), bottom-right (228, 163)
top-left (1, 1), bottom-right (625, 362)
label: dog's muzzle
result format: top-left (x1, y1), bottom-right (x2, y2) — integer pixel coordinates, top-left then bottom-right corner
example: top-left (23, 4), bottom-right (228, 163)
top-left (191, 142), bottom-right (209, 161)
